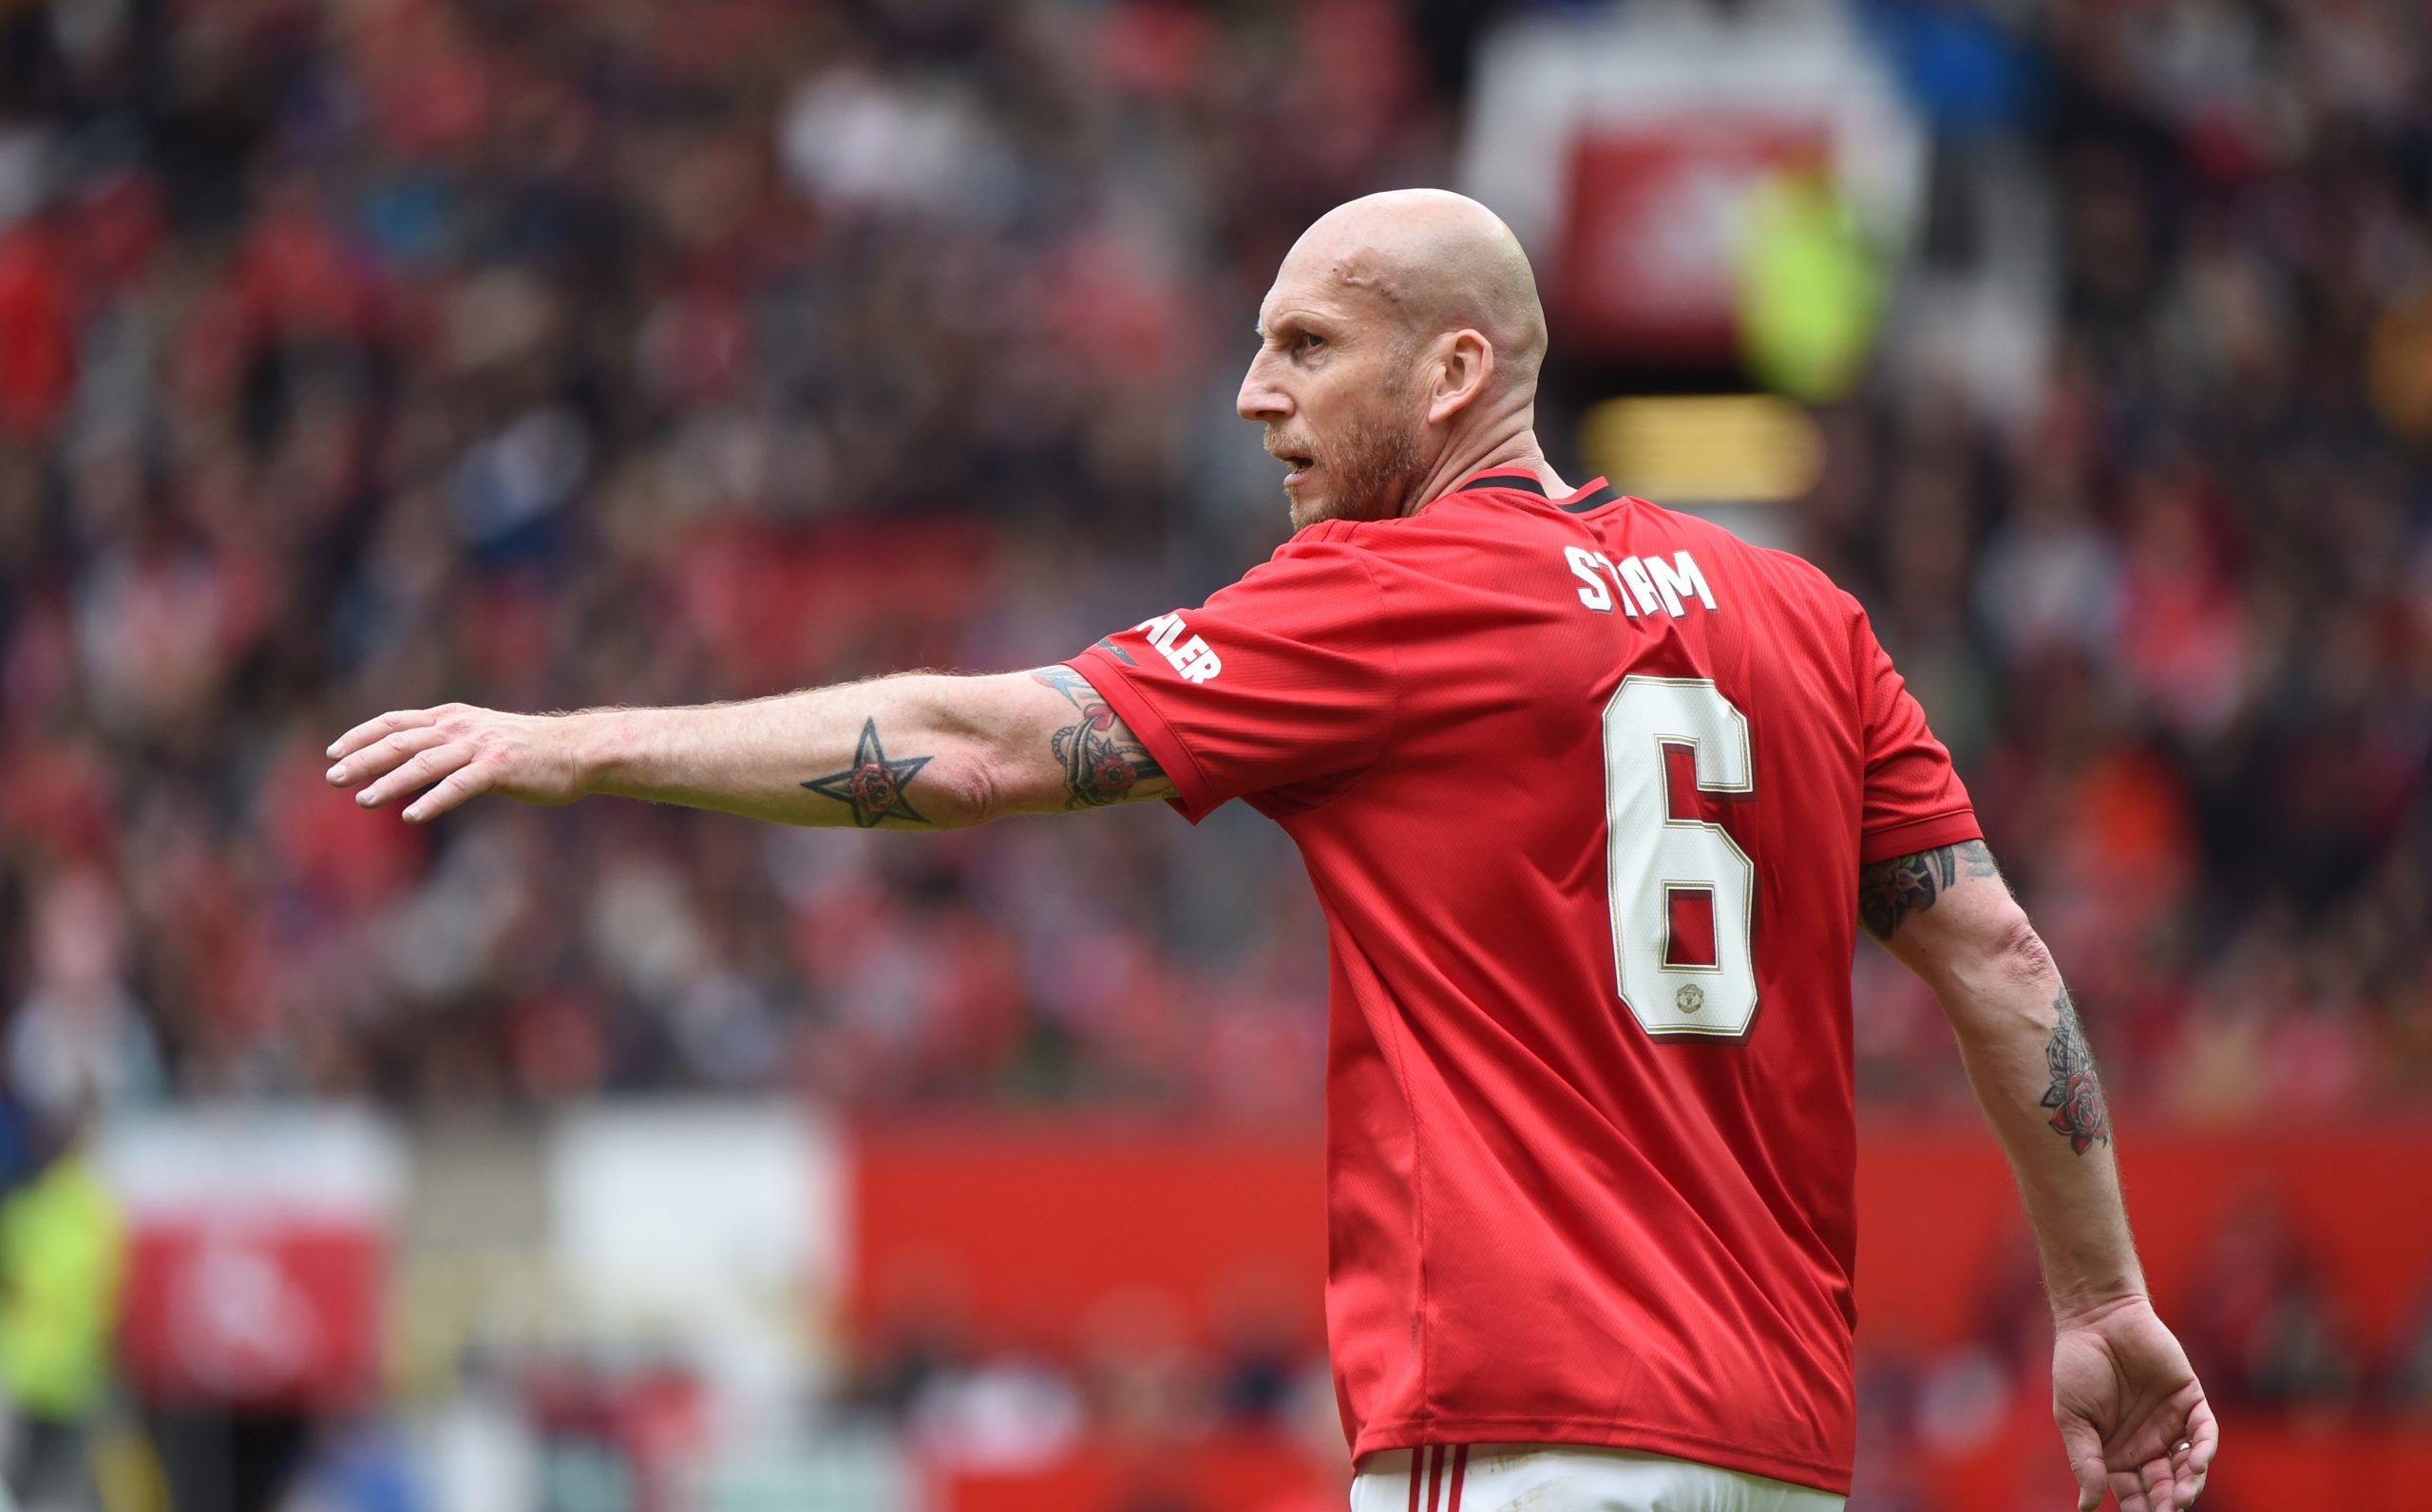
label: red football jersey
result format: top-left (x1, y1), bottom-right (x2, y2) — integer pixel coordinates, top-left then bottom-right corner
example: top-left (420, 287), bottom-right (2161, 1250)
top-left (1066, 471), bottom-right (1980, 1494)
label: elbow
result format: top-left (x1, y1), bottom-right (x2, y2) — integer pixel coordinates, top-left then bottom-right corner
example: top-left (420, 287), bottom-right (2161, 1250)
top-left (1938, 907), bottom-right (2063, 1041)
top-left (1918, 897), bottom-right (2058, 1002)
top-left (939, 744), bottom-right (1016, 836)
top-left (928, 747), bottom-right (1007, 829)
top-left (1987, 911), bottom-right (2058, 991)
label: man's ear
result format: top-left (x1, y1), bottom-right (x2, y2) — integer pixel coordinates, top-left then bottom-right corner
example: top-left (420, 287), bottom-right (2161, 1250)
top-left (1427, 330), bottom-right (1495, 425)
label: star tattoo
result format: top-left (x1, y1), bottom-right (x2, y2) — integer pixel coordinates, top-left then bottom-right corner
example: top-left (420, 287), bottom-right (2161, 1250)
top-left (803, 719), bottom-right (934, 827)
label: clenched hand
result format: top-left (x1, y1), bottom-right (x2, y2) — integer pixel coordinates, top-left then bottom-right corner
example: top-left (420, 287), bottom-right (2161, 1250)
top-left (325, 704), bottom-right (591, 822)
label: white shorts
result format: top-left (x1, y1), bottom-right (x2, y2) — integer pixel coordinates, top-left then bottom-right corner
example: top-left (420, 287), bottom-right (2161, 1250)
top-left (1350, 1444), bottom-right (1847, 1512)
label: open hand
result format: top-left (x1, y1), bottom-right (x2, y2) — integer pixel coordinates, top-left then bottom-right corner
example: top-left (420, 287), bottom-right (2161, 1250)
top-left (2054, 1296), bottom-right (2216, 1510)
top-left (325, 703), bottom-right (590, 822)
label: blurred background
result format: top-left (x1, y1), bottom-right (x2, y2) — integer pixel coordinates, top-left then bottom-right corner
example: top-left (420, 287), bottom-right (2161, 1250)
top-left (1, 0), bottom-right (2429, 1508)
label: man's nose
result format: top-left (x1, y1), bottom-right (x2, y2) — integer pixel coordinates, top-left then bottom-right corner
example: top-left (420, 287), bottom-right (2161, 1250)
top-left (1237, 353), bottom-right (1291, 423)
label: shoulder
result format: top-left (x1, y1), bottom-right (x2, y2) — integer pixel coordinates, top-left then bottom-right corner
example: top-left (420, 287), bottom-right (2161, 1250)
top-left (1264, 518), bottom-right (1382, 566)
top-left (1735, 547), bottom-right (1878, 671)
top-left (1287, 518), bottom-right (1368, 547)
top-left (1750, 541), bottom-right (1858, 609)
top-left (1612, 501), bottom-right (1844, 601)
top-left (1635, 517), bottom-right (1873, 652)
top-left (1251, 518), bottom-right (1394, 577)
top-left (1208, 520), bottom-right (1396, 617)
top-left (1281, 511), bottom-right (1455, 551)
top-left (1256, 512), bottom-right (1468, 578)
top-left (1296, 492), bottom-right (1542, 558)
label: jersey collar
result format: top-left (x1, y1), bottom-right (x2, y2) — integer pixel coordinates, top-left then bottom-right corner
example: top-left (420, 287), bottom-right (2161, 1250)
top-left (1453, 469), bottom-right (1624, 514)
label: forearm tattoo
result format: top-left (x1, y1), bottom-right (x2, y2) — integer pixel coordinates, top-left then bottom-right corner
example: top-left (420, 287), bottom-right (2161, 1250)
top-left (1031, 667), bottom-right (1165, 807)
top-left (1857, 839), bottom-right (2000, 940)
top-left (802, 718), bottom-right (935, 827)
top-left (2041, 988), bottom-right (2113, 1155)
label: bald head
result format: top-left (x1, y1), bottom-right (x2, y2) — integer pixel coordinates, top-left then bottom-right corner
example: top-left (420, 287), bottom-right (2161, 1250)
top-left (1239, 189), bottom-right (1554, 529)
top-left (1280, 188), bottom-right (1548, 398)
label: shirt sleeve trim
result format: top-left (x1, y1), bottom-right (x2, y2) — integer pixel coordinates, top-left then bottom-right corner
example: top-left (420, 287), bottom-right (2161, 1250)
top-left (1061, 649), bottom-right (1222, 824)
top-left (1859, 810), bottom-right (1984, 865)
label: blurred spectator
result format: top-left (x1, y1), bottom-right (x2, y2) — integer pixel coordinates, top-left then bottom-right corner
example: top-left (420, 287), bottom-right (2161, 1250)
top-left (0, 1104), bottom-right (126, 1512)
top-left (1738, 145), bottom-right (1887, 401)
top-left (0, 0), bottom-right (2413, 1126)
top-left (7, 870), bottom-right (160, 1126)
top-left (906, 1352), bottom-right (1086, 1475)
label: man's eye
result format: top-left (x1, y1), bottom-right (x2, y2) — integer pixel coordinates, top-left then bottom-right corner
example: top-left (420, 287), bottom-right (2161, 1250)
top-left (1299, 332), bottom-right (1325, 352)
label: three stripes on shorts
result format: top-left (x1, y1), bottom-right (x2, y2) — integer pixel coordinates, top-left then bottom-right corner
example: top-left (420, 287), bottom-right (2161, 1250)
top-left (1406, 1444), bottom-right (1471, 1512)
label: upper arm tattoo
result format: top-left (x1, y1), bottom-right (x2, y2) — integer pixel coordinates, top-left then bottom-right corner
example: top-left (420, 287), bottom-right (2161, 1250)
top-left (1030, 667), bottom-right (1171, 808)
top-left (2041, 987), bottom-right (2112, 1154)
top-left (1857, 839), bottom-right (1999, 940)
top-left (802, 717), bottom-right (936, 827)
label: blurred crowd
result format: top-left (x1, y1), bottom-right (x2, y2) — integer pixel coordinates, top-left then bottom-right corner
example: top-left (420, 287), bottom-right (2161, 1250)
top-left (0, 0), bottom-right (1413, 1127)
top-left (2, 0), bottom-right (2430, 1505)
top-left (1, 0), bottom-right (2430, 1213)
top-left (1827, 0), bottom-right (2432, 1122)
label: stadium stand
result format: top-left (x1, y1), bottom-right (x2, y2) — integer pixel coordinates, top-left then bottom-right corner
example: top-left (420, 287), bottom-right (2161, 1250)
top-left (1, 2), bottom-right (2427, 1509)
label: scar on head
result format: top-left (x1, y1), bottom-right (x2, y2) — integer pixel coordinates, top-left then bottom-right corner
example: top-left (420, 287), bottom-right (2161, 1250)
top-left (1327, 255), bottom-right (1405, 304)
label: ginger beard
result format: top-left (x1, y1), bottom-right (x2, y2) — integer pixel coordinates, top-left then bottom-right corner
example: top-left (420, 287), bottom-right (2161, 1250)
top-left (1280, 362), bottom-right (1427, 531)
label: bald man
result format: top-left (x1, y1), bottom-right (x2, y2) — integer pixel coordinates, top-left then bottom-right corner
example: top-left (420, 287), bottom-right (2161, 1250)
top-left (329, 190), bottom-right (2213, 1512)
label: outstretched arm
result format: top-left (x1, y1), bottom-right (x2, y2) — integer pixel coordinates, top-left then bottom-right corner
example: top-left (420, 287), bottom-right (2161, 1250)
top-left (1863, 841), bottom-right (2215, 1512)
top-left (324, 666), bottom-right (1173, 827)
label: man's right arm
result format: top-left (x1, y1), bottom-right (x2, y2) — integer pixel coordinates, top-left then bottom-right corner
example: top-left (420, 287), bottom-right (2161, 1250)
top-left (324, 666), bottom-right (1175, 828)
top-left (1863, 841), bottom-right (2216, 1512)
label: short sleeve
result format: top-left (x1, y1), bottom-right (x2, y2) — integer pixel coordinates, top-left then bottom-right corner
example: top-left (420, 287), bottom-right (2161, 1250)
top-left (1850, 600), bottom-right (1981, 862)
top-left (1065, 528), bottom-right (1396, 823)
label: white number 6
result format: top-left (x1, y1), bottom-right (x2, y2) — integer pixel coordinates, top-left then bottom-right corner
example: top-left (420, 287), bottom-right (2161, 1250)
top-left (1602, 676), bottom-right (1758, 1038)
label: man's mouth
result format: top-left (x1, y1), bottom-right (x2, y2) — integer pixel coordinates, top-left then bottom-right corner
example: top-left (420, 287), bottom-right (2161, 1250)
top-left (1273, 447), bottom-right (1317, 486)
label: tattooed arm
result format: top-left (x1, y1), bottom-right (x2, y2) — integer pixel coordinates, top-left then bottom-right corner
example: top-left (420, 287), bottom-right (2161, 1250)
top-left (323, 667), bottom-right (1173, 828)
top-left (1863, 842), bottom-right (2214, 1512)
top-left (1861, 841), bottom-right (2134, 1287)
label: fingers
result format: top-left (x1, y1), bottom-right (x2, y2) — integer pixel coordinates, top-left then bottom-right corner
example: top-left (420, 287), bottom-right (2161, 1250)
top-left (404, 760), bottom-right (493, 823)
top-left (327, 723), bottom-right (451, 788)
top-left (2121, 1433), bottom-right (2214, 1512)
top-left (355, 742), bottom-right (475, 811)
top-left (2137, 1450), bottom-right (2177, 1512)
top-left (2182, 1395), bottom-right (2218, 1471)
top-left (327, 708), bottom-right (439, 765)
top-left (2175, 1397), bottom-right (2216, 1504)
top-left (2059, 1420), bottom-right (2108, 1512)
top-left (2074, 1454), bottom-right (2109, 1509)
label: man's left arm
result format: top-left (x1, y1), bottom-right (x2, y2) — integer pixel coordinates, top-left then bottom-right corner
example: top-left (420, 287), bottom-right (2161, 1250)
top-left (325, 667), bottom-right (1174, 828)
top-left (1865, 842), bottom-right (2215, 1512)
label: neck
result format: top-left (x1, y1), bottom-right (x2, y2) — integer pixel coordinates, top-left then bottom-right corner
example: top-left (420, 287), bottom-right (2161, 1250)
top-left (1399, 427), bottom-right (1569, 516)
